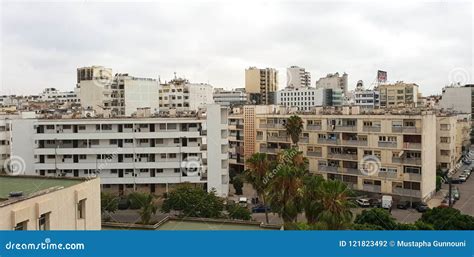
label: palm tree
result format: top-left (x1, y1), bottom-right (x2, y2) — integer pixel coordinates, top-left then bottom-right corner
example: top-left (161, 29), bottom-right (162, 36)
top-left (317, 179), bottom-right (354, 230)
top-left (266, 164), bottom-right (305, 226)
top-left (284, 115), bottom-right (303, 147)
top-left (139, 194), bottom-right (158, 225)
top-left (301, 175), bottom-right (324, 224)
top-left (244, 153), bottom-right (272, 224)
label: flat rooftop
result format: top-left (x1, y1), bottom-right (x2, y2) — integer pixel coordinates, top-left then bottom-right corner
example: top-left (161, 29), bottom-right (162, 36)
top-left (0, 175), bottom-right (84, 204)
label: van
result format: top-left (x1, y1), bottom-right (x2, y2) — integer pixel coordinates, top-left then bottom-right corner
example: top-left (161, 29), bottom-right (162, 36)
top-left (382, 195), bottom-right (393, 210)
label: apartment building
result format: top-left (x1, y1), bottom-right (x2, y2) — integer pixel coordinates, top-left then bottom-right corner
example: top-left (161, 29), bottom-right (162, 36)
top-left (253, 106), bottom-right (437, 201)
top-left (159, 77), bottom-right (214, 112)
top-left (436, 115), bottom-right (459, 171)
top-left (287, 66), bottom-right (311, 88)
top-left (0, 175), bottom-right (101, 230)
top-left (213, 88), bottom-right (247, 107)
top-left (276, 87), bottom-right (343, 111)
top-left (354, 89), bottom-right (380, 109)
top-left (78, 66), bottom-right (160, 116)
top-left (377, 82), bottom-right (419, 108)
top-left (315, 72), bottom-right (348, 94)
top-left (3, 105), bottom-right (229, 197)
top-left (245, 67), bottom-right (278, 105)
top-left (39, 88), bottom-right (80, 104)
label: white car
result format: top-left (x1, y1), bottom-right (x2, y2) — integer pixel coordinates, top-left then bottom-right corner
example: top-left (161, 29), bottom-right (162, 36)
top-left (462, 169), bottom-right (471, 178)
top-left (458, 175), bottom-right (468, 182)
top-left (356, 198), bottom-right (370, 207)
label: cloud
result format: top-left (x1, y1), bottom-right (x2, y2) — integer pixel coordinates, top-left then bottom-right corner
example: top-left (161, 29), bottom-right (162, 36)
top-left (0, 0), bottom-right (472, 95)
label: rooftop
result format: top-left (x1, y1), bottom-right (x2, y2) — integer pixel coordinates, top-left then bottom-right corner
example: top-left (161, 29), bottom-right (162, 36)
top-left (0, 175), bottom-right (85, 206)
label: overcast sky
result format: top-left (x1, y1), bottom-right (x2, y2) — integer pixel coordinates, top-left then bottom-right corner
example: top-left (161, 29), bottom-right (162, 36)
top-left (0, 0), bottom-right (472, 96)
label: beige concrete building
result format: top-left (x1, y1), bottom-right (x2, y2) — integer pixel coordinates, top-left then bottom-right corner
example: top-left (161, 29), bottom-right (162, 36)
top-left (252, 106), bottom-right (437, 201)
top-left (436, 115), bottom-right (458, 172)
top-left (245, 67), bottom-right (278, 105)
top-left (0, 176), bottom-right (101, 230)
top-left (378, 82), bottom-right (419, 108)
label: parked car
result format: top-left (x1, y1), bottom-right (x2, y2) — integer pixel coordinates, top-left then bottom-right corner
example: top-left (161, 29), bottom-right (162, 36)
top-left (462, 169), bottom-right (471, 178)
top-left (444, 195), bottom-right (456, 204)
top-left (413, 202), bottom-right (429, 212)
top-left (452, 187), bottom-right (460, 200)
top-left (382, 195), bottom-right (393, 210)
top-left (251, 204), bottom-right (271, 213)
top-left (450, 178), bottom-right (463, 184)
top-left (238, 197), bottom-right (248, 208)
top-left (117, 198), bottom-right (130, 210)
top-left (458, 174), bottom-right (468, 182)
top-left (397, 201), bottom-right (411, 209)
top-left (369, 198), bottom-right (382, 208)
top-left (356, 198), bottom-right (371, 207)
top-left (462, 158), bottom-right (472, 165)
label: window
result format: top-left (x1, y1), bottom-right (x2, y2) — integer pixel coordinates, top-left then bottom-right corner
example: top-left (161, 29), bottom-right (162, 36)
top-left (440, 150), bottom-right (450, 156)
top-left (168, 153), bottom-right (177, 159)
top-left (14, 221), bottom-right (27, 230)
top-left (79, 155), bottom-right (87, 160)
top-left (78, 125), bottom-right (86, 130)
top-left (38, 213), bottom-right (50, 230)
top-left (77, 199), bottom-right (86, 219)
top-left (46, 125), bottom-right (55, 130)
top-left (440, 137), bottom-right (450, 143)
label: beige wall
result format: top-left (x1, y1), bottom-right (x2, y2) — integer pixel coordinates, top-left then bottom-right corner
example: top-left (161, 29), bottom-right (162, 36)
top-left (0, 178), bottom-right (101, 230)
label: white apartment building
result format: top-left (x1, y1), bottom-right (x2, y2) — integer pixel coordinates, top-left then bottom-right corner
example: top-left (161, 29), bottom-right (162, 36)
top-left (39, 88), bottom-right (80, 104)
top-left (159, 78), bottom-right (214, 112)
top-left (276, 87), bottom-right (343, 111)
top-left (3, 105), bottom-right (229, 197)
top-left (287, 66), bottom-right (311, 88)
top-left (354, 89), bottom-right (380, 109)
top-left (213, 88), bottom-right (247, 107)
top-left (315, 72), bottom-right (348, 94)
top-left (439, 84), bottom-right (473, 114)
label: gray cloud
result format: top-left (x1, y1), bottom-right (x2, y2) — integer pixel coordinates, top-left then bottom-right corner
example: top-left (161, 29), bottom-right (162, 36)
top-left (0, 0), bottom-right (472, 95)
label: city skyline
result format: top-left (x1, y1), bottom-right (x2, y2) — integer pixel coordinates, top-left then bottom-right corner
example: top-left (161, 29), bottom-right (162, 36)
top-left (0, 1), bottom-right (472, 95)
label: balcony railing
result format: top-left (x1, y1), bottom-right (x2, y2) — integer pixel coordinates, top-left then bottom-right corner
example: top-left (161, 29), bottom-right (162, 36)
top-left (256, 135), bottom-right (263, 140)
top-left (362, 184), bottom-right (381, 193)
top-left (259, 147), bottom-right (277, 154)
top-left (317, 138), bottom-right (339, 144)
top-left (306, 125), bottom-right (321, 131)
top-left (392, 126), bottom-right (421, 134)
top-left (267, 136), bottom-right (288, 142)
top-left (342, 167), bottom-right (361, 175)
top-left (403, 142), bottom-right (421, 150)
top-left (307, 151), bottom-right (322, 157)
top-left (332, 125), bottom-right (358, 132)
top-left (299, 137), bottom-right (309, 144)
top-left (392, 157), bottom-right (422, 165)
top-left (260, 123), bottom-right (284, 129)
top-left (342, 140), bottom-right (368, 146)
top-left (362, 126), bottom-right (381, 132)
top-left (378, 172), bottom-right (398, 179)
top-left (404, 172), bottom-right (422, 181)
top-left (392, 187), bottom-right (421, 197)
top-left (318, 165), bottom-right (339, 173)
top-left (378, 141), bottom-right (397, 148)
top-left (327, 153), bottom-right (358, 160)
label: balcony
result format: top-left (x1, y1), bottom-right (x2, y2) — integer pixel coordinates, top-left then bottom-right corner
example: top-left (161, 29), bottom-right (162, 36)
top-left (392, 157), bottom-right (422, 165)
top-left (318, 165), bottom-right (339, 173)
top-left (299, 137), bottom-right (309, 144)
top-left (378, 172), bottom-right (398, 179)
top-left (403, 142), bottom-right (421, 150)
top-left (342, 167), bottom-right (361, 175)
top-left (306, 125), bottom-right (321, 131)
top-left (333, 125), bottom-right (358, 132)
top-left (267, 135), bottom-right (288, 142)
top-left (259, 147), bottom-right (277, 154)
top-left (362, 184), bottom-right (381, 193)
top-left (307, 151), bottom-right (322, 157)
top-left (392, 126), bottom-right (421, 134)
top-left (392, 187), bottom-right (421, 197)
top-left (362, 126), bottom-right (381, 132)
top-left (327, 153), bottom-right (358, 161)
top-left (342, 140), bottom-right (368, 146)
top-left (256, 135), bottom-right (263, 140)
top-left (317, 138), bottom-right (339, 144)
top-left (404, 173), bottom-right (422, 181)
top-left (260, 123), bottom-right (284, 129)
top-left (378, 141), bottom-right (397, 148)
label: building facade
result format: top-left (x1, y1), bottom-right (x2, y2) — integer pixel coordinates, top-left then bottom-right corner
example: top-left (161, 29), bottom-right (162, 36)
top-left (159, 78), bottom-right (214, 112)
top-left (245, 67), bottom-right (278, 105)
top-left (377, 82), bottom-right (419, 108)
top-left (276, 87), bottom-right (343, 111)
top-left (315, 72), bottom-right (348, 94)
top-left (287, 66), bottom-right (311, 88)
top-left (3, 105), bottom-right (229, 197)
top-left (354, 89), bottom-right (380, 109)
top-left (213, 88), bottom-right (247, 107)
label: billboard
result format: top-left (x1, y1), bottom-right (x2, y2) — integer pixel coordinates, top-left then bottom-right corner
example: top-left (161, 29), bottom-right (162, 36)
top-left (377, 70), bottom-right (387, 83)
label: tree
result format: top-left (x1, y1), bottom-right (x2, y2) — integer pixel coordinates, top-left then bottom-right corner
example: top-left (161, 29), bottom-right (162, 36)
top-left (267, 164), bottom-right (305, 226)
top-left (317, 179), bottom-right (354, 230)
top-left (232, 174), bottom-right (244, 195)
top-left (245, 153), bottom-right (272, 223)
top-left (354, 208), bottom-right (397, 230)
top-left (301, 175), bottom-right (324, 224)
top-left (100, 192), bottom-right (118, 221)
top-left (420, 207), bottom-right (474, 230)
top-left (436, 176), bottom-right (443, 191)
top-left (351, 223), bottom-right (384, 230)
top-left (161, 184), bottom-right (224, 219)
top-left (128, 192), bottom-right (148, 210)
top-left (138, 194), bottom-right (158, 225)
top-left (227, 203), bottom-right (252, 221)
top-left (284, 115), bottom-right (304, 146)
